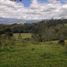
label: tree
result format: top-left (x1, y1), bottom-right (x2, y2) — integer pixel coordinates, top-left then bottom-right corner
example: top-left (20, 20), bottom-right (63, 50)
top-left (32, 19), bottom-right (66, 42)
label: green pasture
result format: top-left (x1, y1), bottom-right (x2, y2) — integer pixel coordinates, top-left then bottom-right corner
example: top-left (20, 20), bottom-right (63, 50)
top-left (0, 33), bottom-right (67, 67)
top-left (14, 33), bottom-right (32, 39)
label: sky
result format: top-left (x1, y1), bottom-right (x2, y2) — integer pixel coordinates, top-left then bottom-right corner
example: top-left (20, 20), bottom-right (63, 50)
top-left (21, 0), bottom-right (48, 7)
top-left (17, 0), bottom-right (67, 7)
top-left (21, 0), bottom-right (32, 7)
top-left (0, 0), bottom-right (67, 20)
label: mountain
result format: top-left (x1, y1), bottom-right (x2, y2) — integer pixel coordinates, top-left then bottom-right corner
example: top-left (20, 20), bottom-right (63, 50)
top-left (10, 0), bottom-right (22, 2)
top-left (0, 17), bottom-right (25, 24)
top-left (0, 17), bottom-right (39, 24)
top-left (10, 0), bottom-right (16, 1)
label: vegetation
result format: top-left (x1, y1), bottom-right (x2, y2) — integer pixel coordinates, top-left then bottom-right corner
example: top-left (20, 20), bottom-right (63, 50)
top-left (32, 19), bottom-right (67, 43)
top-left (0, 19), bottom-right (67, 67)
top-left (0, 34), bottom-right (67, 67)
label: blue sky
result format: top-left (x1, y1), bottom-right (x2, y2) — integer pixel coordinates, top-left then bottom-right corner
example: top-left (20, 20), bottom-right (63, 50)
top-left (22, 0), bottom-right (31, 7)
top-left (16, 0), bottom-right (48, 7)
top-left (60, 0), bottom-right (67, 4)
top-left (16, 0), bottom-right (67, 7)
top-left (16, 0), bottom-right (31, 7)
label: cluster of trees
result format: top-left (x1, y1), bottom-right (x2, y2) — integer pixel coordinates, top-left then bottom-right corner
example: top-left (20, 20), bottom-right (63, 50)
top-left (32, 20), bottom-right (66, 40)
top-left (32, 19), bottom-right (67, 45)
top-left (0, 19), bottom-right (67, 34)
top-left (0, 19), bottom-right (67, 44)
top-left (0, 23), bottom-right (33, 34)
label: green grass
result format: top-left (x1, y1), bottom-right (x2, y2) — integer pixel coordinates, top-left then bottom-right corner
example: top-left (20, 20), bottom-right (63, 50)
top-left (0, 41), bottom-right (67, 67)
top-left (14, 33), bottom-right (32, 39)
top-left (0, 33), bottom-right (67, 67)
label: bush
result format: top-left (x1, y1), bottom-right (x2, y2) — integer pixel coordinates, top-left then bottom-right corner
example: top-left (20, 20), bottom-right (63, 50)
top-left (58, 40), bottom-right (65, 46)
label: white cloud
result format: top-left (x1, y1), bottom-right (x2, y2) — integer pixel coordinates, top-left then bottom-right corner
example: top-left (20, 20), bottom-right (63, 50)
top-left (0, 0), bottom-right (67, 20)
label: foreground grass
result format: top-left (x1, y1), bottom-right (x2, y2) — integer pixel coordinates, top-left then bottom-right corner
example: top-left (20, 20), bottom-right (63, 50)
top-left (0, 40), bottom-right (67, 67)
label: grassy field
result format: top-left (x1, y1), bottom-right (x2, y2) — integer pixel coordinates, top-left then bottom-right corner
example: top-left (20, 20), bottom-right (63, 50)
top-left (14, 33), bottom-right (32, 39)
top-left (0, 33), bottom-right (67, 67)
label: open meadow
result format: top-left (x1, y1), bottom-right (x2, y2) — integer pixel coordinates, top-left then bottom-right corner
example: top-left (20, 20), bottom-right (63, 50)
top-left (0, 33), bottom-right (67, 67)
top-left (0, 0), bottom-right (67, 67)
